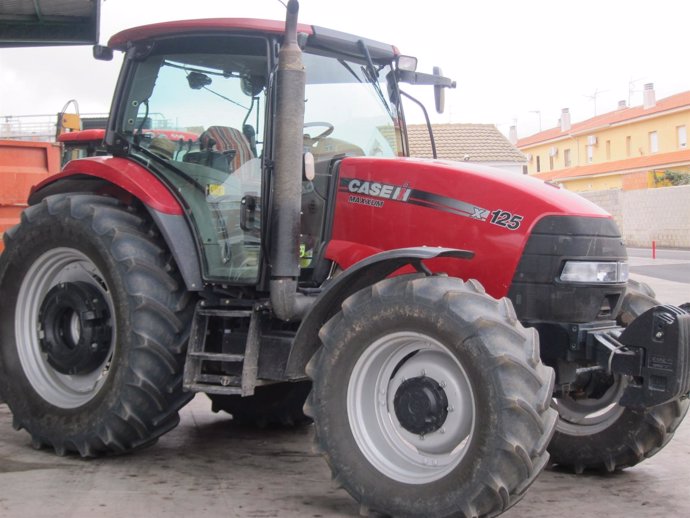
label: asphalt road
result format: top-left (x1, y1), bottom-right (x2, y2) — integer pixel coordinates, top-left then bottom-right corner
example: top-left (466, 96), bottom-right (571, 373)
top-left (628, 247), bottom-right (690, 285)
top-left (0, 251), bottom-right (689, 517)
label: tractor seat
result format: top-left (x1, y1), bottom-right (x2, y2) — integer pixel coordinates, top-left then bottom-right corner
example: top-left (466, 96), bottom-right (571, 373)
top-left (199, 126), bottom-right (255, 172)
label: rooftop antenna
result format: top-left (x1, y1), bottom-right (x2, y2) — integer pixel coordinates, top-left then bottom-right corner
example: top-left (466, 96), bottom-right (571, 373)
top-left (584, 88), bottom-right (608, 116)
top-left (628, 76), bottom-right (645, 106)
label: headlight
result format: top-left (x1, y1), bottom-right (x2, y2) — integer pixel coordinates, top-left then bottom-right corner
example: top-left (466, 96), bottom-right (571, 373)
top-left (560, 261), bottom-right (629, 283)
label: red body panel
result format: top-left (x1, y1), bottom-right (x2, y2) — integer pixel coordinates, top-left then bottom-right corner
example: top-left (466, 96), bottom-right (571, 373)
top-left (31, 157), bottom-right (183, 216)
top-left (327, 157), bottom-right (610, 299)
top-left (108, 18), bottom-right (315, 49)
top-left (57, 129), bottom-right (105, 143)
top-left (58, 129), bottom-right (198, 144)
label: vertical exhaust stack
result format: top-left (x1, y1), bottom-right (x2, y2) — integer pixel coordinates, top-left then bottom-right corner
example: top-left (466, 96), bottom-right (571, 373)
top-left (270, 0), bottom-right (309, 321)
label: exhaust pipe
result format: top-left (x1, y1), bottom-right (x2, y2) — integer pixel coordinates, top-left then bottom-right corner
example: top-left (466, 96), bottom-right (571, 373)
top-left (270, 0), bottom-right (311, 321)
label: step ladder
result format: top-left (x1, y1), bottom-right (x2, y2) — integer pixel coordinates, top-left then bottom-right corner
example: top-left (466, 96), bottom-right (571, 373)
top-left (182, 305), bottom-right (261, 396)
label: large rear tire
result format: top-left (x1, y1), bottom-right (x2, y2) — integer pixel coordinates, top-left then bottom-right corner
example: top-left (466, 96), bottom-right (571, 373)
top-left (0, 194), bottom-right (194, 456)
top-left (306, 275), bottom-right (556, 518)
top-left (548, 279), bottom-right (690, 473)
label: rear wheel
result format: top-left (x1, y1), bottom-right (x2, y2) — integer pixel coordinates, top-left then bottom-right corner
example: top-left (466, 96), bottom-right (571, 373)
top-left (208, 381), bottom-right (312, 426)
top-left (306, 275), bottom-right (556, 517)
top-left (0, 194), bottom-right (194, 456)
top-left (548, 279), bottom-right (690, 473)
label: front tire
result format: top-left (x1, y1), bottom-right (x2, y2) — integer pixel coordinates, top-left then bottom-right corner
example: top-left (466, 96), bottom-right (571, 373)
top-left (548, 279), bottom-right (690, 473)
top-left (0, 194), bottom-right (194, 456)
top-left (306, 275), bottom-right (556, 517)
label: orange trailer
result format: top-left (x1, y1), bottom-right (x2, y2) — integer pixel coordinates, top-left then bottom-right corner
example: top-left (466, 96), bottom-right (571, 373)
top-left (0, 140), bottom-right (60, 252)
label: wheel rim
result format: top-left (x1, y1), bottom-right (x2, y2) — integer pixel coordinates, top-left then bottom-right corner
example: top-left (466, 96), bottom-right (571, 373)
top-left (347, 331), bottom-right (474, 484)
top-left (553, 376), bottom-right (627, 436)
top-left (16, 248), bottom-right (116, 408)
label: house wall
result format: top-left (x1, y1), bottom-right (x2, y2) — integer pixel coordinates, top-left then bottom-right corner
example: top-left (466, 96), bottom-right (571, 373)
top-left (520, 107), bottom-right (690, 189)
top-left (481, 162), bottom-right (525, 175)
top-left (580, 185), bottom-right (690, 248)
top-left (562, 174), bottom-right (623, 192)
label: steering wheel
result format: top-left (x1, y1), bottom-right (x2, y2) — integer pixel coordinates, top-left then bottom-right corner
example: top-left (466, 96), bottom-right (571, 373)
top-left (304, 122), bottom-right (334, 141)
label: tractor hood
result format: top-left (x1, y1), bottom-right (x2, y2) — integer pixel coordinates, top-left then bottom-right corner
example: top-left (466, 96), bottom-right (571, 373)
top-left (328, 156), bottom-right (613, 298)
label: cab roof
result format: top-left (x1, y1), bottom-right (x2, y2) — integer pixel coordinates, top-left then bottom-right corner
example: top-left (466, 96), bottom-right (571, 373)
top-left (108, 18), bottom-right (398, 61)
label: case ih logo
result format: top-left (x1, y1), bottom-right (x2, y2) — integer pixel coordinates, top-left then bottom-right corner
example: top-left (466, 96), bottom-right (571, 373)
top-left (346, 179), bottom-right (412, 202)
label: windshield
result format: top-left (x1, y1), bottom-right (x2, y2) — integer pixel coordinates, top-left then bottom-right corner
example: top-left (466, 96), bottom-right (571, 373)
top-left (302, 52), bottom-right (403, 158)
top-left (118, 35), bottom-right (268, 284)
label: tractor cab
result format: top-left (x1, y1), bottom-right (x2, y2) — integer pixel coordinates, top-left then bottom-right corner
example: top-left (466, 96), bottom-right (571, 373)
top-left (102, 21), bottom-right (417, 286)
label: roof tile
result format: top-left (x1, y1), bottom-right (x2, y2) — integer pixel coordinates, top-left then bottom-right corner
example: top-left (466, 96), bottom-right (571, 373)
top-left (408, 123), bottom-right (526, 163)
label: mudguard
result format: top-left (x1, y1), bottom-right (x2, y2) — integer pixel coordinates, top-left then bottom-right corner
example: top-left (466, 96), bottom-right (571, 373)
top-left (284, 246), bottom-right (473, 379)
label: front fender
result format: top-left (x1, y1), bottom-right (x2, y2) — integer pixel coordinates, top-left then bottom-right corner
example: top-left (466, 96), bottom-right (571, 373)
top-left (284, 246), bottom-right (473, 379)
top-left (30, 156), bottom-right (183, 215)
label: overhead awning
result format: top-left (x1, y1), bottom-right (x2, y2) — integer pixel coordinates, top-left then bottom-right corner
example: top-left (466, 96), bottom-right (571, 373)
top-left (0, 0), bottom-right (100, 47)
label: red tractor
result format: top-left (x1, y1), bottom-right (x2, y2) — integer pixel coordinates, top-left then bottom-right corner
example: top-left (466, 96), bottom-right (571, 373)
top-left (1, 3), bottom-right (688, 517)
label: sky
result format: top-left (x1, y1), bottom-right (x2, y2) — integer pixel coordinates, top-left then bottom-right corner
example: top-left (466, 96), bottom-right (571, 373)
top-left (1, 0), bottom-right (688, 138)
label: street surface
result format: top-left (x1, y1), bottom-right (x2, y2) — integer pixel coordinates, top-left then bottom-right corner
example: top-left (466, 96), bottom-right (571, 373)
top-left (0, 249), bottom-right (688, 517)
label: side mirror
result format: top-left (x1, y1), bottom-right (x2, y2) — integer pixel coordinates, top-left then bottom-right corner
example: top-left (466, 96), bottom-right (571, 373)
top-left (433, 66), bottom-right (445, 114)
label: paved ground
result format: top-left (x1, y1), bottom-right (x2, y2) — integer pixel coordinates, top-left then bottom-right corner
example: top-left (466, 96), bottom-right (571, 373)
top-left (0, 251), bottom-right (689, 517)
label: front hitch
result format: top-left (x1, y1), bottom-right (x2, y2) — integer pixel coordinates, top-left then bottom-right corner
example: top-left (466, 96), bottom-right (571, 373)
top-left (598, 305), bottom-right (690, 409)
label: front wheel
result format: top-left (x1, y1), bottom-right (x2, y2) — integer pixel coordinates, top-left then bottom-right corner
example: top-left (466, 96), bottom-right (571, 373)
top-left (306, 275), bottom-right (556, 517)
top-left (0, 194), bottom-right (194, 456)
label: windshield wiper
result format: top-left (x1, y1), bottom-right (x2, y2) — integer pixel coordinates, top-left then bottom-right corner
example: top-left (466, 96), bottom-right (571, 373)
top-left (357, 40), bottom-right (395, 120)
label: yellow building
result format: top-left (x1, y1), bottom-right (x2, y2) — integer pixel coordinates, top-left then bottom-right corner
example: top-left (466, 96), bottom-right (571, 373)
top-left (516, 86), bottom-right (690, 192)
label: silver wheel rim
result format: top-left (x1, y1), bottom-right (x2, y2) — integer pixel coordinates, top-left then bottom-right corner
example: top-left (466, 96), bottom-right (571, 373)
top-left (553, 376), bottom-right (627, 436)
top-left (16, 248), bottom-right (116, 408)
top-left (347, 331), bottom-right (474, 484)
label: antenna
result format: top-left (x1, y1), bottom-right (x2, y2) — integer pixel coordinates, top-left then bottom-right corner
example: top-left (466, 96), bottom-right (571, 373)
top-left (584, 88), bottom-right (609, 116)
top-left (628, 76), bottom-right (645, 106)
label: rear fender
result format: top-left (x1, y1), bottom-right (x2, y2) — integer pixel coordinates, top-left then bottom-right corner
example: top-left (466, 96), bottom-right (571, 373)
top-left (28, 157), bottom-right (203, 291)
top-left (284, 246), bottom-right (473, 379)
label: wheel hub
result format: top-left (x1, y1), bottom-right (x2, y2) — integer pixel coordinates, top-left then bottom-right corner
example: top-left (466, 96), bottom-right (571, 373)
top-left (393, 376), bottom-right (449, 435)
top-left (38, 281), bottom-right (112, 375)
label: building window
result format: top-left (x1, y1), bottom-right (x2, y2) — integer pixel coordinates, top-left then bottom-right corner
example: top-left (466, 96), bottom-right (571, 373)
top-left (587, 145), bottom-right (593, 163)
top-left (549, 155), bottom-right (554, 170)
top-left (678, 126), bottom-right (687, 149)
top-left (564, 148), bottom-right (571, 167)
top-left (626, 136), bottom-right (632, 157)
top-left (649, 131), bottom-right (658, 153)
top-left (605, 140), bottom-right (611, 160)
top-left (536, 155), bottom-right (541, 173)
